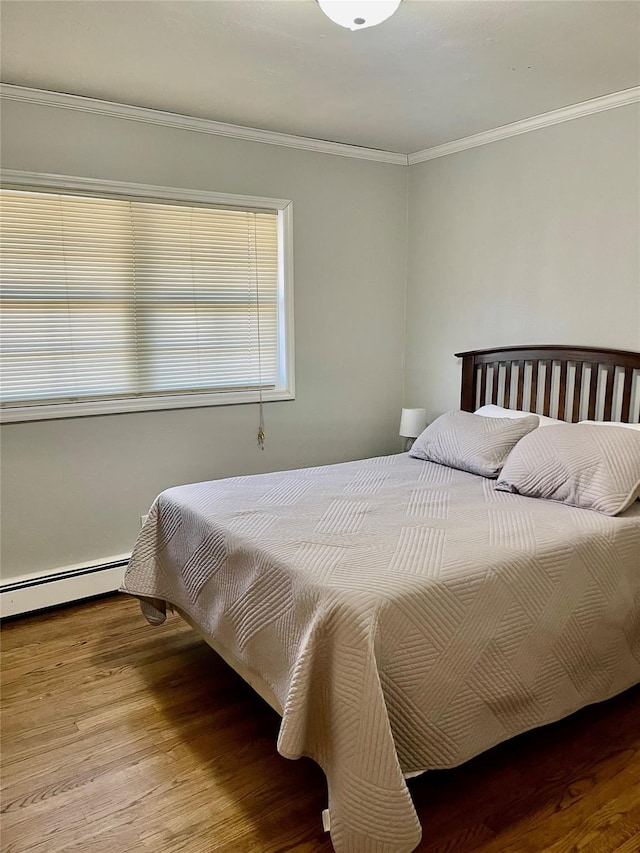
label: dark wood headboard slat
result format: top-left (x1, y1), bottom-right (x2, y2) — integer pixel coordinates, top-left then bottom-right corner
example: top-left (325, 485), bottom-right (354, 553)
top-left (542, 361), bottom-right (552, 417)
top-left (603, 367), bottom-right (616, 421)
top-left (587, 365), bottom-right (598, 421)
top-left (530, 362), bottom-right (540, 415)
top-left (479, 364), bottom-right (487, 409)
top-left (504, 362), bottom-right (513, 408)
top-left (491, 362), bottom-right (500, 403)
top-left (572, 362), bottom-right (584, 423)
top-left (558, 361), bottom-right (568, 421)
top-left (455, 345), bottom-right (640, 423)
top-left (621, 367), bottom-right (634, 422)
top-left (515, 361), bottom-right (525, 411)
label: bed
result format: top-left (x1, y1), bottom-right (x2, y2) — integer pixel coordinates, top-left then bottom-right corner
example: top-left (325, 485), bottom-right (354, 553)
top-left (121, 345), bottom-right (640, 853)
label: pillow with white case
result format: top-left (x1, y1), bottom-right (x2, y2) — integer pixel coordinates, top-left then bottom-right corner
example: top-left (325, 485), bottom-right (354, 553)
top-left (578, 420), bottom-right (640, 432)
top-left (475, 404), bottom-right (562, 428)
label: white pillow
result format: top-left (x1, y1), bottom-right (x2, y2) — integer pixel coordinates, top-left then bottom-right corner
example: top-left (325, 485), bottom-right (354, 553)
top-left (578, 420), bottom-right (640, 432)
top-left (475, 404), bottom-right (562, 428)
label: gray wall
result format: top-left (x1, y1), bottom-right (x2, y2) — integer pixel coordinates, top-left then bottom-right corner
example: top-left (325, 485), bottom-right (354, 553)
top-left (405, 104), bottom-right (640, 418)
top-left (3, 98), bottom-right (639, 582)
top-left (0, 100), bottom-right (408, 580)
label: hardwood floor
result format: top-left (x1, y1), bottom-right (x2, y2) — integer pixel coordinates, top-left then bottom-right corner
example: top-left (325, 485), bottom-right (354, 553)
top-left (1, 594), bottom-right (639, 853)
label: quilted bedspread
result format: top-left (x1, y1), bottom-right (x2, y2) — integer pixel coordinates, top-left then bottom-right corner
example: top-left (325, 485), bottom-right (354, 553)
top-left (121, 453), bottom-right (640, 853)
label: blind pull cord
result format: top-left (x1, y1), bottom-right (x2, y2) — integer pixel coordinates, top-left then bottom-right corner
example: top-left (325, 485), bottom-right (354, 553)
top-left (258, 391), bottom-right (265, 450)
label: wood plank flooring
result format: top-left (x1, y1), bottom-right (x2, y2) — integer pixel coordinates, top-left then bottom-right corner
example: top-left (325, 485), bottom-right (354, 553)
top-left (1, 594), bottom-right (639, 853)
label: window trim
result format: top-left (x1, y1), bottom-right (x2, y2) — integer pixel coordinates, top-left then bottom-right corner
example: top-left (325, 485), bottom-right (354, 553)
top-left (0, 170), bottom-right (295, 423)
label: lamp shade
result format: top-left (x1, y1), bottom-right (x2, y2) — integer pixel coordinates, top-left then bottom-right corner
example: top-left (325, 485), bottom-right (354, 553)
top-left (318, 1), bottom-right (401, 31)
top-left (399, 408), bottom-right (428, 438)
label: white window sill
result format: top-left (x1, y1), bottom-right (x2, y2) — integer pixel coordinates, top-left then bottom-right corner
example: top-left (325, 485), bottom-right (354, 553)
top-left (0, 387), bottom-right (295, 423)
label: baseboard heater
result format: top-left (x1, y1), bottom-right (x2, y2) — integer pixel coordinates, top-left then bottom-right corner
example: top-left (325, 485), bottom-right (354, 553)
top-left (0, 556), bottom-right (130, 618)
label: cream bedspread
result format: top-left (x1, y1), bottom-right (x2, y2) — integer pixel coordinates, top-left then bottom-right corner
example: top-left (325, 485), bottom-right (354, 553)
top-left (121, 453), bottom-right (640, 853)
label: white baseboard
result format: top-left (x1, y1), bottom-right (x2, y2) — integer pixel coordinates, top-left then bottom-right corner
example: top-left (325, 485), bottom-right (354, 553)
top-left (0, 555), bottom-right (130, 618)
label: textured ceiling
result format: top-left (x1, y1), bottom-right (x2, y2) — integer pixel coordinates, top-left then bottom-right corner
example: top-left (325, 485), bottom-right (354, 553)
top-left (1, 0), bottom-right (639, 153)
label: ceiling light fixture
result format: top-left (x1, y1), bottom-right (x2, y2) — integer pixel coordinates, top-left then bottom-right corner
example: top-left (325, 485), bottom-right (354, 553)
top-left (317, 1), bottom-right (402, 31)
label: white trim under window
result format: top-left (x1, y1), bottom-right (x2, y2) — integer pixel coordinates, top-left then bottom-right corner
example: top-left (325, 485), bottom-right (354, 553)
top-left (0, 171), bottom-right (294, 422)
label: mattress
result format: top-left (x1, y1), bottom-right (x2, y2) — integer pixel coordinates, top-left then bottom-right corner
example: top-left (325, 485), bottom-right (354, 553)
top-left (121, 452), bottom-right (640, 853)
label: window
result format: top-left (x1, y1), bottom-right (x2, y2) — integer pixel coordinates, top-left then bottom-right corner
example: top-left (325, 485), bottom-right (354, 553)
top-left (0, 174), bottom-right (294, 422)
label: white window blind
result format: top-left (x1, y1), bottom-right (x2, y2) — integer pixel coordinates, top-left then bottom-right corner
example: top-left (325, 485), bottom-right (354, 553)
top-left (1, 187), bottom-right (285, 418)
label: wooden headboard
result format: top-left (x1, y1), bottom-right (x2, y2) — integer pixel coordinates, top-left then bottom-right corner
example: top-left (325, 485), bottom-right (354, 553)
top-left (455, 345), bottom-right (640, 423)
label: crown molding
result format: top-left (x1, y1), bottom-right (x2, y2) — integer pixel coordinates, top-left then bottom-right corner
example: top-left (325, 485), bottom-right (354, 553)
top-left (408, 86), bottom-right (640, 164)
top-left (2, 82), bottom-right (637, 167)
top-left (0, 83), bottom-right (408, 166)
